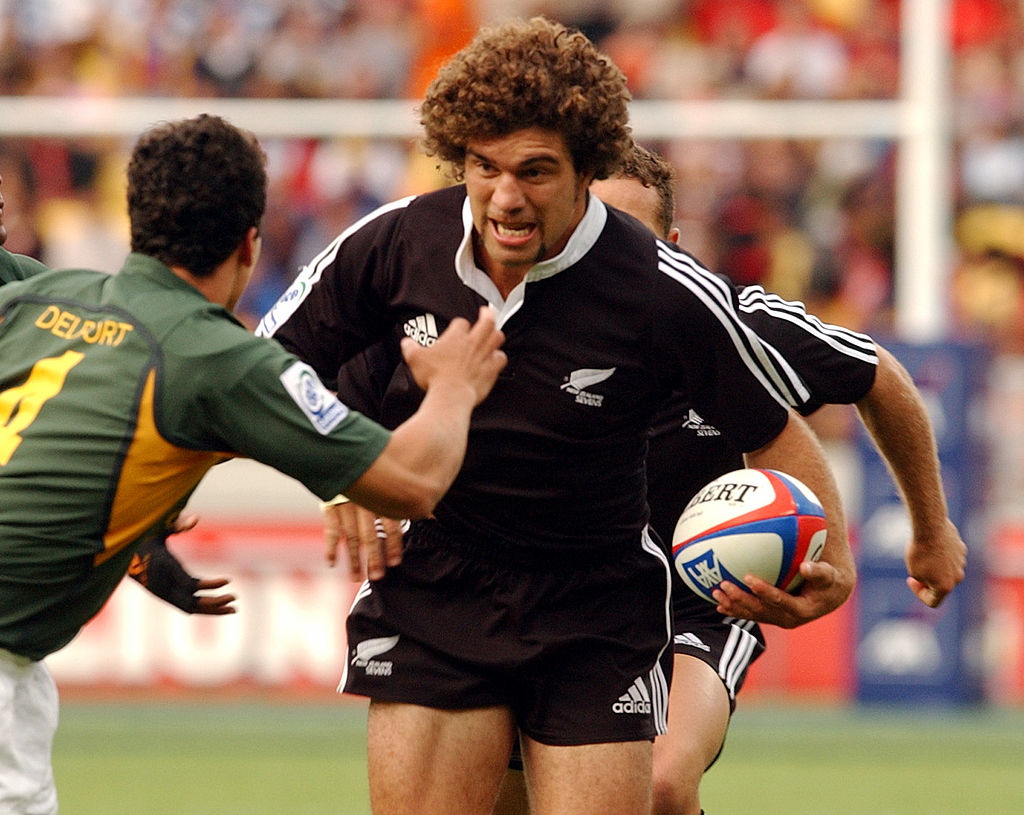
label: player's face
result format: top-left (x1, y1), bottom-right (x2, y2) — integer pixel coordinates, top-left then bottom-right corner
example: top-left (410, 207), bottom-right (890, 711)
top-left (590, 176), bottom-right (664, 239)
top-left (464, 128), bottom-right (592, 287)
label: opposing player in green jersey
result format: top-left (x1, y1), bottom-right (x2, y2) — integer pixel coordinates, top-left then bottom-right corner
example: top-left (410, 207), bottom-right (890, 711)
top-left (0, 114), bottom-right (506, 815)
top-left (1, 169), bottom-right (237, 618)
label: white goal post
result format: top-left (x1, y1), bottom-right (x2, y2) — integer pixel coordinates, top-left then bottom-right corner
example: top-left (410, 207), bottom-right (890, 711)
top-left (0, 0), bottom-right (949, 341)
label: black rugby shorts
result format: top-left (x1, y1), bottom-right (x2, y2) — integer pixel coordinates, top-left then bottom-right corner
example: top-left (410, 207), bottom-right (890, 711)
top-left (340, 520), bottom-right (674, 746)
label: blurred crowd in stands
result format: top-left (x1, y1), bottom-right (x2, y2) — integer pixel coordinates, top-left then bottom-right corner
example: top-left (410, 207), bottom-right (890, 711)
top-left (1, 0), bottom-right (1023, 353)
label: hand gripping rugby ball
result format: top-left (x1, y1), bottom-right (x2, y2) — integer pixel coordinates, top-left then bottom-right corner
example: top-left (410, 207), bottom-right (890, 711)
top-left (671, 468), bottom-right (827, 603)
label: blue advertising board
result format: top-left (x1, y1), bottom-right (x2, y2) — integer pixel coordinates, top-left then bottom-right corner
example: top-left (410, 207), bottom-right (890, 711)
top-left (854, 340), bottom-right (988, 704)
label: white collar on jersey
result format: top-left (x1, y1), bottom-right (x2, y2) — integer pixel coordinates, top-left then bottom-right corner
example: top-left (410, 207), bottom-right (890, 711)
top-left (454, 194), bottom-right (608, 324)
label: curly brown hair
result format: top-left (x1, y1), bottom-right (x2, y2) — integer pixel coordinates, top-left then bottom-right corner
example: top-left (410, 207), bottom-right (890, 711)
top-left (127, 114), bottom-right (266, 278)
top-left (419, 17), bottom-right (632, 181)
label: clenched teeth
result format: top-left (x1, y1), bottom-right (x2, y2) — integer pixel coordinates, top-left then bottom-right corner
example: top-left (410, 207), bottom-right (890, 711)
top-left (495, 222), bottom-right (532, 238)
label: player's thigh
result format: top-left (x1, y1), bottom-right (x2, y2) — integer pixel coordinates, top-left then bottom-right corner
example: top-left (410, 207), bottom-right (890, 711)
top-left (522, 735), bottom-right (653, 815)
top-left (653, 654), bottom-right (731, 795)
top-left (366, 700), bottom-right (515, 815)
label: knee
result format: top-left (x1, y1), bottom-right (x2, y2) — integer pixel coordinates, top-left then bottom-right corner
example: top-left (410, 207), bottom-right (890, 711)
top-left (651, 776), bottom-right (700, 815)
top-left (651, 748), bottom-right (703, 815)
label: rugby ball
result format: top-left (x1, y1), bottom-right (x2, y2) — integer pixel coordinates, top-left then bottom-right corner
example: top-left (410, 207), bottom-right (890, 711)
top-left (671, 468), bottom-right (827, 603)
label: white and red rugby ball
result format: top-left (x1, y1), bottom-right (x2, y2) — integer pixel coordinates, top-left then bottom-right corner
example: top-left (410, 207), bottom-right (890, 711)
top-left (671, 468), bottom-right (827, 603)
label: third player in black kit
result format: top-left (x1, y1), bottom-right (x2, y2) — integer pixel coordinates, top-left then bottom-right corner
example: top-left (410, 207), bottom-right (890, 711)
top-left (580, 146), bottom-right (965, 815)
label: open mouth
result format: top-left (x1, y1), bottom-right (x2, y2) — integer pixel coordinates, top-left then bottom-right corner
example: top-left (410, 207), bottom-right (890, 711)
top-left (491, 219), bottom-right (536, 245)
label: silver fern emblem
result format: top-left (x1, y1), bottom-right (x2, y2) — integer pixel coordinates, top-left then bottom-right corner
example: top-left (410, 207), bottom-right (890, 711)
top-left (560, 367), bottom-right (616, 394)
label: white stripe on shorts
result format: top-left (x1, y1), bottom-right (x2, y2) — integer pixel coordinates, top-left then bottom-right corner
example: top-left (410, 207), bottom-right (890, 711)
top-left (337, 580), bottom-right (374, 694)
top-left (718, 623), bottom-right (759, 700)
top-left (642, 527), bottom-right (673, 735)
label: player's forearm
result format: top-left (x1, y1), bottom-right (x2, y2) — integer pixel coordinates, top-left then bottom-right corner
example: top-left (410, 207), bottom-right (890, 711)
top-left (343, 381), bottom-right (476, 519)
top-left (855, 345), bottom-right (950, 540)
top-left (745, 411), bottom-right (855, 602)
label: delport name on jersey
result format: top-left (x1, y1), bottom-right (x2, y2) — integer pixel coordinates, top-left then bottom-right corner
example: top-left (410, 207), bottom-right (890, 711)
top-left (33, 303), bottom-right (134, 346)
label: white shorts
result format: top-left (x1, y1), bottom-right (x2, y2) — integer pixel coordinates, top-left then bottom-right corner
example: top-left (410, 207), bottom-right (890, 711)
top-left (0, 648), bottom-right (58, 815)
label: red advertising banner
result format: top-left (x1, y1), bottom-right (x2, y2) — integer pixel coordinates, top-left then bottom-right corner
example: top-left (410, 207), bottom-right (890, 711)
top-left (51, 522), bottom-right (357, 697)
top-left (51, 520), bottom-right (863, 702)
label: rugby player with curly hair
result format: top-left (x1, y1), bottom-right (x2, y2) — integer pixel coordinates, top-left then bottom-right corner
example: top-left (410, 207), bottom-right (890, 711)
top-left (259, 18), bottom-right (854, 815)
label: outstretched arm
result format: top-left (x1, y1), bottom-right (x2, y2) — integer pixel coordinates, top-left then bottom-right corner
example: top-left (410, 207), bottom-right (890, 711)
top-left (855, 344), bottom-right (967, 608)
top-left (735, 290), bottom-right (966, 609)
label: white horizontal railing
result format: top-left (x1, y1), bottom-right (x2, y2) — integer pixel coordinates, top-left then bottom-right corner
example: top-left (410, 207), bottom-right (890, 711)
top-left (0, 0), bottom-right (952, 341)
top-left (0, 96), bottom-right (905, 140)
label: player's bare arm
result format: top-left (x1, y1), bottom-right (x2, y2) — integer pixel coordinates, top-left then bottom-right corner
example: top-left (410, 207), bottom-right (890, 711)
top-left (855, 344), bottom-right (967, 608)
top-left (714, 410), bottom-right (855, 628)
top-left (342, 306), bottom-right (506, 522)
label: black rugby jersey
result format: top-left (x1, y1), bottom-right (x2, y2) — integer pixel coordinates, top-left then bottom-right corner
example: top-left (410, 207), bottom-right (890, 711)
top-left (259, 186), bottom-right (802, 554)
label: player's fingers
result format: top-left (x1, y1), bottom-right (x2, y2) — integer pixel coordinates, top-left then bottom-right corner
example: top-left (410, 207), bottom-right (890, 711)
top-left (798, 559), bottom-right (837, 585)
top-left (378, 517), bottom-right (404, 568)
top-left (913, 561), bottom-right (964, 598)
top-left (339, 506), bottom-right (366, 580)
top-left (712, 580), bottom-right (763, 620)
top-left (195, 594), bottom-right (237, 615)
top-left (747, 578), bottom-right (811, 626)
top-left (321, 504), bottom-right (345, 567)
top-left (907, 576), bottom-right (943, 608)
top-left (469, 306), bottom-right (499, 343)
top-left (195, 577), bottom-right (230, 591)
top-left (717, 577), bottom-right (807, 628)
top-left (358, 509), bottom-right (386, 580)
top-left (471, 307), bottom-right (506, 363)
top-left (744, 575), bottom-right (791, 606)
top-left (444, 314), bottom-right (472, 335)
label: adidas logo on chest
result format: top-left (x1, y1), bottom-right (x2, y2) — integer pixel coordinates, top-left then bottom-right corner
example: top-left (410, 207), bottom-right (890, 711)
top-left (403, 314), bottom-right (439, 346)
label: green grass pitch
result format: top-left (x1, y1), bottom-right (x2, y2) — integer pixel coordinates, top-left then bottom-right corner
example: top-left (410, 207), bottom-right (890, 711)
top-left (52, 700), bottom-right (1024, 814)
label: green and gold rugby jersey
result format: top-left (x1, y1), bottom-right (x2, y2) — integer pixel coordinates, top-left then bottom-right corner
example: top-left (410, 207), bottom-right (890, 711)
top-left (0, 253), bottom-right (390, 660)
top-left (0, 246), bottom-right (47, 284)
